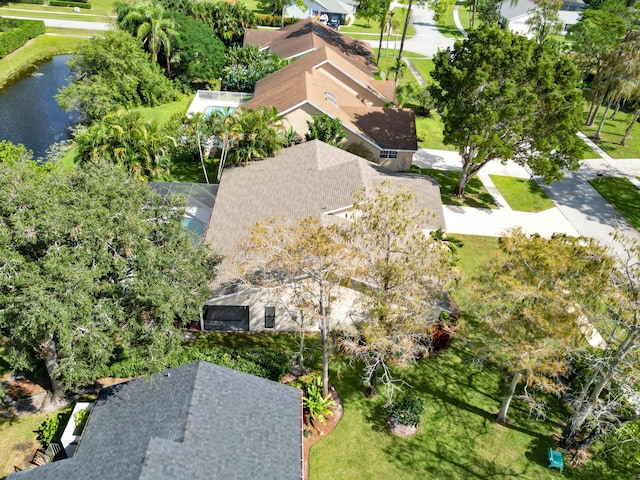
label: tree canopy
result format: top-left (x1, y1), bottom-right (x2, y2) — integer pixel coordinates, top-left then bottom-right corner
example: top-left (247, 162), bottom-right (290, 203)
top-left (57, 31), bottom-right (178, 123)
top-left (430, 24), bottom-right (585, 197)
top-left (0, 160), bottom-right (219, 403)
top-left (471, 229), bottom-right (614, 423)
top-left (305, 113), bottom-right (346, 147)
top-left (220, 45), bottom-right (283, 92)
top-left (339, 182), bottom-right (454, 399)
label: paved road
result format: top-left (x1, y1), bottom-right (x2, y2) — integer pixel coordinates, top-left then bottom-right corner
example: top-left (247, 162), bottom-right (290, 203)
top-left (365, 4), bottom-right (455, 58)
top-left (2, 15), bottom-right (111, 30)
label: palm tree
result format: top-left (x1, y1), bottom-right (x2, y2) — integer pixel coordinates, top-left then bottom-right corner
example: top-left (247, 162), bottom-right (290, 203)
top-left (376, 0), bottom-right (391, 65)
top-left (385, 10), bottom-right (400, 56)
top-left (594, 30), bottom-right (640, 140)
top-left (119, 1), bottom-right (178, 71)
top-left (387, 58), bottom-right (407, 84)
top-left (397, 0), bottom-right (413, 60)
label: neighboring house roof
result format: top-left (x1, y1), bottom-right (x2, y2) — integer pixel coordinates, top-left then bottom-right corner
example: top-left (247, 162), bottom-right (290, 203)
top-left (243, 18), bottom-right (377, 73)
top-left (10, 362), bottom-right (302, 480)
top-left (501, 0), bottom-right (585, 20)
top-left (205, 141), bottom-right (444, 285)
top-left (242, 50), bottom-right (416, 152)
top-left (313, 0), bottom-right (353, 15)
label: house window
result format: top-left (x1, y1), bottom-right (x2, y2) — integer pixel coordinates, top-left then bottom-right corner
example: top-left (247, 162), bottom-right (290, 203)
top-left (265, 306), bottom-right (276, 329)
top-left (380, 150), bottom-right (398, 159)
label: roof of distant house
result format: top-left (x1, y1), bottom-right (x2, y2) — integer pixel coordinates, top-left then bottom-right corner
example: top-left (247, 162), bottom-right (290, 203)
top-left (205, 141), bottom-right (444, 285)
top-left (9, 362), bottom-right (302, 480)
top-left (243, 18), bottom-right (376, 73)
top-left (241, 50), bottom-right (416, 152)
top-left (500, 0), bottom-right (585, 19)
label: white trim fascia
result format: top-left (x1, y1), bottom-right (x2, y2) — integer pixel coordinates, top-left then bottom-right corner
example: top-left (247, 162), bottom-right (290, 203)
top-left (314, 59), bottom-right (391, 103)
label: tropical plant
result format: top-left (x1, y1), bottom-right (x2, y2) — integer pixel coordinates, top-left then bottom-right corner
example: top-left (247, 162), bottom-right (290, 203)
top-left (116, 0), bottom-right (178, 71)
top-left (74, 111), bottom-right (175, 181)
top-left (226, 106), bottom-right (288, 166)
top-left (300, 374), bottom-right (335, 427)
top-left (220, 45), bottom-right (283, 92)
top-left (526, 0), bottom-right (563, 44)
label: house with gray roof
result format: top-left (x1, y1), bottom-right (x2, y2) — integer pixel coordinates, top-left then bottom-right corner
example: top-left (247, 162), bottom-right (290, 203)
top-left (500, 0), bottom-right (586, 36)
top-left (9, 362), bottom-right (303, 480)
top-left (202, 141), bottom-right (445, 332)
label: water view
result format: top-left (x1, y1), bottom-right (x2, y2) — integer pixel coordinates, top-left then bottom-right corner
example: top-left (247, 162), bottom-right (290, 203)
top-left (0, 55), bottom-right (75, 158)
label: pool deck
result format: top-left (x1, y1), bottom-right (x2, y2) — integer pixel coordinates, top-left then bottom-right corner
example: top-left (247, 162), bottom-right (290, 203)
top-left (186, 90), bottom-right (254, 116)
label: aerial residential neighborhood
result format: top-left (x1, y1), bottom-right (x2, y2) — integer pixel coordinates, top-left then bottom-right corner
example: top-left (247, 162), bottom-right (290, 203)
top-left (0, 0), bottom-right (639, 479)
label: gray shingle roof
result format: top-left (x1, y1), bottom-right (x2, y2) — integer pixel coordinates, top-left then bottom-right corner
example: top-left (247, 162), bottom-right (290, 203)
top-left (204, 141), bottom-right (444, 285)
top-left (10, 362), bottom-right (302, 480)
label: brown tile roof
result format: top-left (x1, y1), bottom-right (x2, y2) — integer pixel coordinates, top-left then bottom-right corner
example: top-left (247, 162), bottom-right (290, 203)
top-left (205, 141), bottom-right (444, 284)
top-left (243, 18), bottom-right (377, 74)
top-left (342, 106), bottom-right (418, 151)
top-left (243, 63), bottom-right (417, 151)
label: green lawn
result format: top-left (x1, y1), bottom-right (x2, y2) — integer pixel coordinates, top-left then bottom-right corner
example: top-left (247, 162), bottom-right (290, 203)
top-left (409, 166), bottom-right (497, 209)
top-left (342, 7), bottom-right (414, 41)
top-left (134, 94), bottom-right (192, 124)
top-left (1, 0), bottom-right (116, 17)
top-left (581, 105), bottom-right (640, 159)
top-left (589, 176), bottom-right (640, 230)
top-left (0, 411), bottom-right (51, 475)
top-left (0, 34), bottom-right (86, 89)
top-left (415, 113), bottom-right (454, 150)
top-left (489, 175), bottom-right (555, 213)
top-left (438, 5), bottom-right (465, 38)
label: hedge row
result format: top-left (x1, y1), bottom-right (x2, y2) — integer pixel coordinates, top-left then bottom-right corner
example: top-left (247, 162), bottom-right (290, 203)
top-left (254, 14), bottom-right (300, 28)
top-left (12, 0), bottom-right (45, 5)
top-left (0, 18), bottom-right (45, 59)
top-left (50, 0), bottom-right (92, 8)
top-left (105, 345), bottom-right (291, 382)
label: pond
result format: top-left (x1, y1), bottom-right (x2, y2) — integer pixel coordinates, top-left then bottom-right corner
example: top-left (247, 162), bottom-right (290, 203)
top-left (0, 55), bottom-right (76, 159)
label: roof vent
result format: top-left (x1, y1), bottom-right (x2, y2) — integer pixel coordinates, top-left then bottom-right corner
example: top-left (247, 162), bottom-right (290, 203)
top-left (325, 91), bottom-right (337, 105)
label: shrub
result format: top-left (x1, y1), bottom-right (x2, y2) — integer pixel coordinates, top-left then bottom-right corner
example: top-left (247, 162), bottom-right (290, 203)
top-left (385, 395), bottom-right (424, 427)
top-left (254, 14), bottom-right (299, 27)
top-left (73, 408), bottom-right (90, 429)
top-left (36, 412), bottom-right (69, 447)
top-left (414, 87), bottom-right (435, 117)
top-left (50, 1), bottom-right (92, 8)
top-left (13, 0), bottom-right (45, 4)
top-left (0, 18), bottom-right (45, 59)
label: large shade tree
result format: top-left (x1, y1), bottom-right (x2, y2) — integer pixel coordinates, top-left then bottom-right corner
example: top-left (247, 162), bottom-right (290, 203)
top-left (339, 182), bottom-right (454, 399)
top-left (0, 160), bottom-right (219, 405)
top-left (56, 31), bottom-right (178, 123)
top-left (471, 229), bottom-right (614, 423)
top-left (430, 24), bottom-right (585, 197)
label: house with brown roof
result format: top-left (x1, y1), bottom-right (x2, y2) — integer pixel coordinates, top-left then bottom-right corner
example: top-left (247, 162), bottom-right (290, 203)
top-left (244, 18), bottom-right (377, 74)
top-left (202, 141), bottom-right (444, 332)
top-left (241, 45), bottom-right (417, 171)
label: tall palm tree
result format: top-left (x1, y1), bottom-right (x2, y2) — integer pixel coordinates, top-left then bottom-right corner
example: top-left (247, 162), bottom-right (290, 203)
top-left (376, 0), bottom-right (391, 65)
top-left (120, 1), bottom-right (178, 71)
top-left (397, 0), bottom-right (413, 60)
top-left (594, 30), bottom-right (640, 140)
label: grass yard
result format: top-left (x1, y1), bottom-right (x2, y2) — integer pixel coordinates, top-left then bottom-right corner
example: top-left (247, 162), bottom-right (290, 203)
top-left (581, 105), bottom-right (640, 159)
top-left (438, 5), bottom-right (465, 38)
top-left (489, 175), bottom-right (555, 213)
top-left (0, 411), bottom-right (51, 475)
top-left (415, 113), bottom-right (455, 150)
top-left (134, 94), bottom-right (192, 124)
top-left (1, 0), bottom-right (116, 17)
top-left (341, 7), bottom-right (414, 41)
top-left (0, 35), bottom-right (86, 90)
top-left (409, 166), bottom-right (497, 209)
top-left (588, 176), bottom-right (640, 230)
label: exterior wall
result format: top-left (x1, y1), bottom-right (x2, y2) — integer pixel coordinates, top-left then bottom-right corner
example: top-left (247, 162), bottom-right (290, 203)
top-left (317, 64), bottom-right (388, 106)
top-left (205, 284), bottom-right (360, 333)
top-left (343, 129), bottom-right (414, 172)
top-left (282, 103), bottom-right (321, 136)
top-left (508, 11), bottom-right (582, 37)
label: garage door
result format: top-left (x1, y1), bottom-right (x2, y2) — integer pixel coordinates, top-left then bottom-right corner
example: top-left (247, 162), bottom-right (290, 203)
top-left (203, 305), bottom-right (249, 332)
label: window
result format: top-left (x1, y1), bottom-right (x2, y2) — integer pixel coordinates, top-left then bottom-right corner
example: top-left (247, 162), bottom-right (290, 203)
top-left (380, 150), bottom-right (398, 159)
top-left (265, 306), bottom-right (275, 329)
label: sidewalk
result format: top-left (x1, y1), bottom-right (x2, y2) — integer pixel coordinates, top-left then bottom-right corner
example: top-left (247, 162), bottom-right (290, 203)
top-left (413, 147), bottom-right (640, 257)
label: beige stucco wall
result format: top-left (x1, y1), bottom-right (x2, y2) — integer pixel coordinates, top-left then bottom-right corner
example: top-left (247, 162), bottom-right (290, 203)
top-left (206, 284), bottom-right (360, 333)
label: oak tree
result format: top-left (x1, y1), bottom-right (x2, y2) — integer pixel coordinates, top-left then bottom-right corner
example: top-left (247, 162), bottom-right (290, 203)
top-left (0, 160), bottom-right (218, 405)
top-left (430, 24), bottom-right (585, 197)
